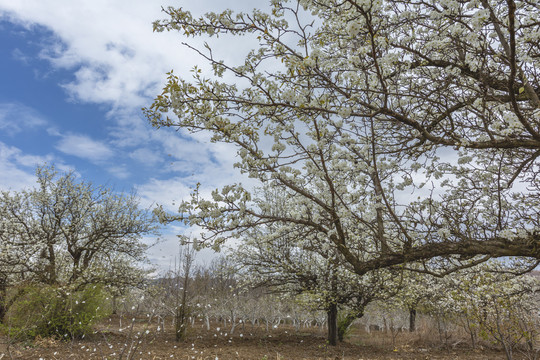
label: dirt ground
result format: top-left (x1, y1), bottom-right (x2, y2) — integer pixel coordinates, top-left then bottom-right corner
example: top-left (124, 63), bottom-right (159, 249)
top-left (0, 316), bottom-right (512, 359)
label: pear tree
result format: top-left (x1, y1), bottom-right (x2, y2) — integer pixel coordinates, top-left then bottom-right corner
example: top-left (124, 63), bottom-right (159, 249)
top-left (148, 0), bottom-right (540, 276)
top-left (0, 165), bottom-right (158, 322)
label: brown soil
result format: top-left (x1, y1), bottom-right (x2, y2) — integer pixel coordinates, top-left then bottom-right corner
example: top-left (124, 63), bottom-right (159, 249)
top-left (0, 316), bottom-right (512, 359)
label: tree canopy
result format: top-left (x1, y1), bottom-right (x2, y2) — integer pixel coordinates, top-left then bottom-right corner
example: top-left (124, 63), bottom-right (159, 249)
top-left (0, 165), bottom-right (157, 290)
top-left (147, 0), bottom-right (540, 275)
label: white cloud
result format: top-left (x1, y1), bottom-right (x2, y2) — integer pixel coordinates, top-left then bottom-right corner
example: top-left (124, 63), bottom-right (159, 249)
top-left (107, 164), bottom-right (130, 179)
top-left (1, 0), bottom-right (183, 108)
top-left (0, 103), bottom-right (47, 135)
top-left (46, 126), bottom-right (61, 136)
top-left (136, 177), bottom-right (193, 212)
top-left (11, 47), bottom-right (30, 64)
top-left (144, 230), bottom-right (220, 273)
top-left (0, 142), bottom-right (52, 191)
top-left (0, 0), bottom-right (266, 110)
top-left (129, 147), bottom-right (163, 165)
top-left (55, 134), bottom-right (114, 163)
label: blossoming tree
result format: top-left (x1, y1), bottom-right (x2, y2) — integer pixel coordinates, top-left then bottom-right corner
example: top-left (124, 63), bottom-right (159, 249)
top-left (0, 165), bottom-right (157, 321)
top-left (147, 0), bottom-right (540, 276)
top-left (229, 187), bottom-right (399, 345)
top-left (425, 263), bottom-right (540, 359)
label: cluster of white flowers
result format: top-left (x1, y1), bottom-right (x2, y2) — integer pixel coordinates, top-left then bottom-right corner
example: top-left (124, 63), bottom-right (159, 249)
top-left (303, 56), bottom-right (316, 67)
top-left (337, 106), bottom-right (352, 118)
top-left (470, 8), bottom-right (490, 30)
top-left (281, 89), bottom-right (296, 103)
top-left (346, 20), bottom-right (362, 37)
top-left (498, 229), bottom-right (515, 239)
top-left (437, 228), bottom-right (451, 239)
top-left (501, 111), bottom-right (523, 134)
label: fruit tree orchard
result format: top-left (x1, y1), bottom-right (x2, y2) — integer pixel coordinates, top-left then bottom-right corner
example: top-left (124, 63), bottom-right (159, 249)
top-left (146, 0), bottom-right (540, 275)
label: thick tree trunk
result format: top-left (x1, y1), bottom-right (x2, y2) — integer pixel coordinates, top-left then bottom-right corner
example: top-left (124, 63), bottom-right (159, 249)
top-left (327, 303), bottom-right (338, 346)
top-left (409, 307), bottom-right (417, 332)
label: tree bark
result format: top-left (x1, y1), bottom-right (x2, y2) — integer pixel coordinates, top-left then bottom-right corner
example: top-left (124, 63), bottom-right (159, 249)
top-left (112, 295), bottom-right (118, 315)
top-left (409, 307), bottom-right (417, 332)
top-left (343, 235), bottom-right (540, 277)
top-left (0, 277), bottom-right (6, 323)
top-left (0, 303), bottom-right (5, 323)
top-left (327, 302), bottom-right (338, 346)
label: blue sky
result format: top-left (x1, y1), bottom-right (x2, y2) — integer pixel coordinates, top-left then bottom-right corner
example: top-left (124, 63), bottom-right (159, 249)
top-left (0, 0), bottom-right (264, 269)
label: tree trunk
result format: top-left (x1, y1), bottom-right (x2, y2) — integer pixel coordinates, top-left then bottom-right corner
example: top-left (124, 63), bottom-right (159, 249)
top-left (327, 303), bottom-right (338, 346)
top-left (409, 307), bottom-right (417, 332)
top-left (338, 310), bottom-right (363, 342)
top-left (0, 303), bottom-right (5, 323)
top-left (176, 275), bottom-right (190, 341)
top-left (112, 295), bottom-right (118, 315)
top-left (0, 301), bottom-right (6, 323)
top-left (175, 304), bottom-right (187, 341)
top-left (0, 276), bottom-right (6, 323)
